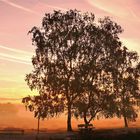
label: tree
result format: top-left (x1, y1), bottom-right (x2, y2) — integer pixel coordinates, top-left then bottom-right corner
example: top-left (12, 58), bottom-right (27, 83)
top-left (72, 17), bottom-right (126, 124)
top-left (23, 9), bottom-right (139, 131)
top-left (95, 18), bottom-right (140, 127)
top-left (71, 16), bottom-right (140, 127)
top-left (111, 49), bottom-right (140, 127)
top-left (22, 94), bottom-right (64, 133)
top-left (22, 93), bottom-right (64, 118)
top-left (24, 10), bottom-right (101, 131)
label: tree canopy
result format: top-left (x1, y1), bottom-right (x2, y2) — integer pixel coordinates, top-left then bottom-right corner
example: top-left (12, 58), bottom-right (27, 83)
top-left (23, 9), bottom-right (140, 131)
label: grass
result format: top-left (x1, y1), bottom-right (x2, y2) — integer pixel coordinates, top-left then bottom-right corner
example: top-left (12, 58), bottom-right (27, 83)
top-left (0, 128), bottom-right (140, 140)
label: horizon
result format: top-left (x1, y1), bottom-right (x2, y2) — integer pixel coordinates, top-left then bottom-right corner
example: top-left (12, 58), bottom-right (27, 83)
top-left (0, 0), bottom-right (140, 130)
top-left (0, 102), bottom-right (140, 130)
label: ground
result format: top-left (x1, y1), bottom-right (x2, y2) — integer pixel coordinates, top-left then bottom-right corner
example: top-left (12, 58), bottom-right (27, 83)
top-left (0, 128), bottom-right (140, 140)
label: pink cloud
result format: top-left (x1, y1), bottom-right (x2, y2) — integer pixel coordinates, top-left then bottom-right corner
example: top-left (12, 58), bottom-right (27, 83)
top-left (0, 45), bottom-right (32, 55)
top-left (1, 0), bottom-right (38, 14)
top-left (87, 0), bottom-right (140, 21)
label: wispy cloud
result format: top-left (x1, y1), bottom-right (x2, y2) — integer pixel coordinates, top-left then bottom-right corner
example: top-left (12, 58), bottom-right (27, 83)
top-left (32, 1), bottom-right (68, 14)
top-left (0, 52), bottom-right (30, 61)
top-left (128, 8), bottom-right (140, 22)
top-left (86, 0), bottom-right (130, 18)
top-left (0, 44), bottom-right (32, 65)
top-left (0, 56), bottom-right (31, 65)
top-left (45, 3), bottom-right (67, 11)
top-left (0, 45), bottom-right (33, 55)
top-left (1, 0), bottom-right (38, 14)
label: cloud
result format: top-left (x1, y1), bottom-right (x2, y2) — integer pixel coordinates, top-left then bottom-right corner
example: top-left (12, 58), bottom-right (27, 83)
top-left (1, 0), bottom-right (66, 16)
top-left (1, 0), bottom-right (38, 14)
top-left (31, 1), bottom-right (68, 15)
top-left (128, 8), bottom-right (140, 22)
top-left (0, 52), bottom-right (29, 62)
top-left (86, 0), bottom-right (132, 18)
top-left (0, 56), bottom-right (31, 65)
top-left (45, 3), bottom-right (67, 11)
top-left (0, 44), bottom-right (32, 65)
top-left (0, 45), bottom-right (33, 55)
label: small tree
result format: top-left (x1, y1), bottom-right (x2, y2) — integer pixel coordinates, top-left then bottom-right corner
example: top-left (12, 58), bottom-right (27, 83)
top-left (96, 18), bottom-right (140, 127)
top-left (22, 94), bottom-right (64, 132)
top-left (111, 49), bottom-right (140, 127)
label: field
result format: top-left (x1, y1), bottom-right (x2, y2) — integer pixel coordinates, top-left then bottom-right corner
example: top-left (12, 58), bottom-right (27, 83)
top-left (0, 128), bottom-right (140, 140)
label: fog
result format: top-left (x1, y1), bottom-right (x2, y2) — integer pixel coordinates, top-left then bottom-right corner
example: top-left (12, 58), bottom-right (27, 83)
top-left (0, 103), bottom-right (139, 131)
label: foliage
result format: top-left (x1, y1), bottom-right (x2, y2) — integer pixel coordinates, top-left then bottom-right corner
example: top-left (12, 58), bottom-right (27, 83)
top-left (111, 49), bottom-right (140, 127)
top-left (22, 94), bottom-right (64, 119)
top-left (22, 9), bottom-right (140, 130)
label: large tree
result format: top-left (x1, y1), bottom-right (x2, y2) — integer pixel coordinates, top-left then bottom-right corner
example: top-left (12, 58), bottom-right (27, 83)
top-left (23, 10), bottom-right (139, 131)
top-left (25, 10), bottom-right (101, 131)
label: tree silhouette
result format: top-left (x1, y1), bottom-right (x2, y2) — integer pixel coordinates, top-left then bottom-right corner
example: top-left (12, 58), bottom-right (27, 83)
top-left (23, 10), bottom-right (140, 131)
top-left (24, 10), bottom-right (100, 131)
top-left (112, 49), bottom-right (140, 127)
top-left (95, 18), bottom-right (140, 127)
top-left (22, 94), bottom-right (64, 119)
top-left (72, 17), bottom-right (126, 125)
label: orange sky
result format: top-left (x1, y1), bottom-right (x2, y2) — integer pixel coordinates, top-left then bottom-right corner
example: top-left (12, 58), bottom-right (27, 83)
top-left (0, 0), bottom-right (140, 102)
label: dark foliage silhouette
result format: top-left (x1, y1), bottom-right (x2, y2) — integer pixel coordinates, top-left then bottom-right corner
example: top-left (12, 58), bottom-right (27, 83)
top-left (22, 9), bottom-right (140, 131)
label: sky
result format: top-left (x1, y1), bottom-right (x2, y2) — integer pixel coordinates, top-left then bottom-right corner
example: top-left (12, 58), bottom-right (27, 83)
top-left (0, 0), bottom-right (140, 103)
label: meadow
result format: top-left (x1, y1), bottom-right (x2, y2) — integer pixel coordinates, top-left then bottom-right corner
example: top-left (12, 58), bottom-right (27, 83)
top-left (0, 128), bottom-right (140, 140)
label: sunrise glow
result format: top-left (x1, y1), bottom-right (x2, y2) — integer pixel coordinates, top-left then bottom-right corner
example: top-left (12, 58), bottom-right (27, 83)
top-left (0, 0), bottom-right (140, 133)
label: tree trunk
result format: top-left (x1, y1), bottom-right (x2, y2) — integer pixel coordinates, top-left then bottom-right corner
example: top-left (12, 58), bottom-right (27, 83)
top-left (84, 111), bottom-right (91, 129)
top-left (122, 100), bottom-right (128, 128)
top-left (67, 104), bottom-right (72, 131)
top-left (84, 111), bottom-right (88, 125)
top-left (37, 117), bottom-right (40, 134)
top-left (124, 116), bottom-right (128, 128)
